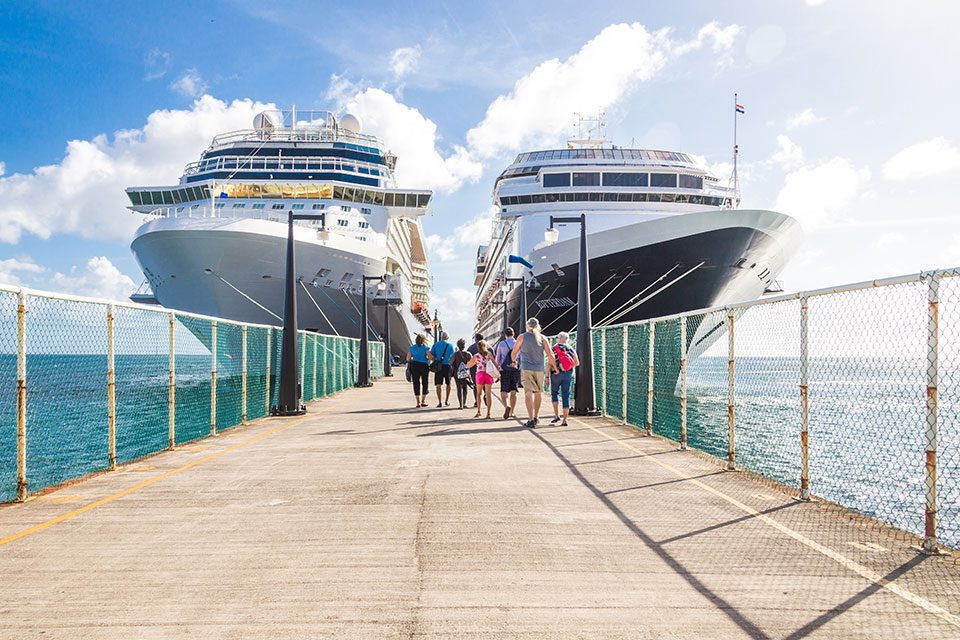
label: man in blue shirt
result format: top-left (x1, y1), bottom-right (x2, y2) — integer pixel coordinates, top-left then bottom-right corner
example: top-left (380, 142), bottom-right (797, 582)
top-left (496, 327), bottom-right (520, 419)
top-left (430, 332), bottom-right (455, 408)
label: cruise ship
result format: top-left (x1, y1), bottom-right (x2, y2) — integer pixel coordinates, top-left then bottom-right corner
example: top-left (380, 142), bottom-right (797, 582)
top-left (126, 109), bottom-right (433, 357)
top-left (474, 135), bottom-right (803, 351)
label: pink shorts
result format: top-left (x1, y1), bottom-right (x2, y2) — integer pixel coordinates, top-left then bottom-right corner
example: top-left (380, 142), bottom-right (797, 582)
top-left (475, 371), bottom-right (495, 386)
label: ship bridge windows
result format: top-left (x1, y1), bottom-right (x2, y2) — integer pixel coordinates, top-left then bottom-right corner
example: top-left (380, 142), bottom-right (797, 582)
top-left (650, 173), bottom-right (678, 188)
top-left (603, 172), bottom-right (649, 187)
top-left (498, 192), bottom-right (731, 207)
top-left (572, 172), bottom-right (600, 186)
top-left (127, 186), bottom-right (212, 207)
top-left (679, 174), bottom-right (704, 189)
top-left (543, 173), bottom-right (571, 188)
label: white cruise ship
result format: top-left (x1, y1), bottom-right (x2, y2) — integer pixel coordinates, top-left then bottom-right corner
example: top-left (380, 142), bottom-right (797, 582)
top-left (126, 109), bottom-right (433, 357)
top-left (474, 136), bottom-right (803, 351)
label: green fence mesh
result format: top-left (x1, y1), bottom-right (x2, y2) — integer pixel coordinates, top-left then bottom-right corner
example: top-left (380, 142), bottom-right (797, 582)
top-left (0, 287), bottom-right (382, 503)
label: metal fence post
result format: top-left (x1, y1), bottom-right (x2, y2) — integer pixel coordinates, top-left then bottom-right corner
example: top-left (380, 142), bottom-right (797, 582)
top-left (646, 320), bottom-right (655, 437)
top-left (16, 291), bottom-right (27, 502)
top-left (923, 275), bottom-right (940, 552)
top-left (679, 316), bottom-right (687, 450)
top-left (800, 297), bottom-right (810, 500)
top-left (600, 326), bottom-right (607, 416)
top-left (168, 312), bottom-right (176, 450)
top-left (727, 311), bottom-right (736, 470)
top-left (621, 327), bottom-right (628, 425)
top-left (107, 304), bottom-right (116, 471)
top-left (241, 325), bottom-right (248, 425)
top-left (210, 320), bottom-right (217, 436)
top-left (265, 328), bottom-right (272, 415)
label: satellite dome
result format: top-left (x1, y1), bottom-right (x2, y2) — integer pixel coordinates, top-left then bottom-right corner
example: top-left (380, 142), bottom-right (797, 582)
top-left (340, 113), bottom-right (362, 134)
top-left (253, 111), bottom-right (280, 131)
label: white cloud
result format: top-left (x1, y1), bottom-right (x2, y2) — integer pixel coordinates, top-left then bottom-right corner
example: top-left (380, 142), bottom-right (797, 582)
top-left (465, 21), bottom-right (740, 161)
top-left (882, 137), bottom-right (960, 181)
top-left (770, 134), bottom-right (804, 169)
top-left (0, 96), bottom-right (275, 244)
top-left (143, 48), bottom-right (171, 80)
top-left (786, 108), bottom-right (825, 130)
top-left (389, 46), bottom-right (421, 79)
top-left (425, 234), bottom-right (457, 262)
top-left (430, 286), bottom-right (477, 337)
top-left (773, 157), bottom-right (871, 229)
top-left (335, 87), bottom-right (482, 193)
top-left (876, 232), bottom-right (905, 249)
top-left (0, 257), bottom-right (44, 286)
top-left (424, 207), bottom-right (496, 263)
top-left (169, 69), bottom-right (208, 98)
top-left (672, 21), bottom-right (743, 67)
top-left (48, 256), bottom-right (137, 301)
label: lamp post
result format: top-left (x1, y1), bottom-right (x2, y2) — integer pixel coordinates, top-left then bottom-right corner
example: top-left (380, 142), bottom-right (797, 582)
top-left (545, 213), bottom-right (599, 416)
top-left (357, 274), bottom-right (386, 388)
top-left (272, 211), bottom-right (329, 416)
top-left (492, 298), bottom-right (508, 341)
top-left (382, 300), bottom-right (392, 377)
top-left (504, 276), bottom-right (527, 336)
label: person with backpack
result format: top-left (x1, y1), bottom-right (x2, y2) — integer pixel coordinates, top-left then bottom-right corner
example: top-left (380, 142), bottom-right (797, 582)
top-left (451, 338), bottom-right (473, 410)
top-left (465, 340), bottom-right (499, 419)
top-left (549, 331), bottom-right (579, 426)
top-left (429, 331), bottom-right (455, 408)
top-left (495, 327), bottom-right (520, 419)
top-left (510, 317), bottom-right (558, 428)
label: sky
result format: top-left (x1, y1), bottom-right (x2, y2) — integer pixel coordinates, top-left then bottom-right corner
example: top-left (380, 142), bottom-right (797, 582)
top-left (1, 0), bottom-right (959, 341)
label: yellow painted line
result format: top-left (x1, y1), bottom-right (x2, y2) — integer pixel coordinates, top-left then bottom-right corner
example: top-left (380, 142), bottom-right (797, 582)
top-left (38, 495), bottom-right (86, 504)
top-left (0, 401), bottom-right (340, 548)
top-left (570, 417), bottom-right (960, 630)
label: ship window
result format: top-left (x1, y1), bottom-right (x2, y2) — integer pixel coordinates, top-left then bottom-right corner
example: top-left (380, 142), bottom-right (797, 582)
top-left (128, 192), bottom-right (142, 205)
top-left (602, 193), bottom-right (618, 202)
top-left (338, 219), bottom-right (349, 226)
top-left (675, 194), bottom-right (689, 203)
top-left (603, 172), bottom-right (649, 187)
top-left (650, 173), bottom-right (678, 188)
top-left (360, 207), bottom-right (372, 215)
top-left (312, 204), bottom-right (325, 210)
top-left (384, 193), bottom-right (395, 207)
top-left (171, 190), bottom-right (183, 204)
top-left (632, 193), bottom-right (648, 202)
top-left (574, 192), bottom-right (588, 201)
top-left (544, 193), bottom-right (558, 203)
top-left (543, 173), bottom-right (571, 188)
top-left (272, 203), bottom-right (284, 210)
top-left (588, 193), bottom-right (601, 201)
top-left (572, 172), bottom-right (600, 186)
top-left (359, 221), bottom-right (370, 229)
top-left (333, 186), bottom-right (345, 200)
top-left (690, 195), bottom-right (703, 205)
top-left (162, 191), bottom-right (174, 204)
top-left (679, 174), bottom-right (704, 189)
top-left (291, 204), bottom-right (304, 209)
top-left (661, 193), bottom-right (676, 203)
top-left (617, 193), bottom-right (632, 202)
top-left (417, 194), bottom-right (430, 207)
top-left (532, 194), bottom-right (546, 203)
top-left (252, 203), bottom-right (265, 209)
top-left (342, 206), bottom-right (352, 213)
top-left (373, 192), bottom-right (385, 206)
top-left (215, 202), bottom-right (225, 208)
top-left (232, 203), bottom-right (246, 208)
top-left (647, 193), bottom-right (662, 203)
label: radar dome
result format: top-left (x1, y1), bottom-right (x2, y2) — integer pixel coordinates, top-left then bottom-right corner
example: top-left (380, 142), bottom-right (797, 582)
top-left (340, 113), bottom-right (362, 134)
top-left (253, 111), bottom-right (280, 131)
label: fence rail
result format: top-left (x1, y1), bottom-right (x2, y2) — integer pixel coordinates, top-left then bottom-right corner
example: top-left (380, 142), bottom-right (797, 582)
top-left (0, 284), bottom-right (384, 503)
top-left (583, 267), bottom-right (960, 552)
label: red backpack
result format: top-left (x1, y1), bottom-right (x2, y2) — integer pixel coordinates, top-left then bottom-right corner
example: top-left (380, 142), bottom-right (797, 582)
top-left (554, 345), bottom-right (574, 372)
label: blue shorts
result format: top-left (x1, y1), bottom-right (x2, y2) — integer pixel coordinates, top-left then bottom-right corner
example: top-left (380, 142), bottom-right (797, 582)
top-left (500, 366), bottom-right (521, 393)
top-left (550, 369), bottom-right (573, 408)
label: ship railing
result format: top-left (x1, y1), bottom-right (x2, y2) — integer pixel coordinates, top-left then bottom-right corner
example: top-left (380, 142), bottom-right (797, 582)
top-left (182, 154), bottom-right (389, 177)
top-left (208, 127), bottom-right (382, 149)
top-left (550, 265), bottom-right (960, 554)
top-left (0, 283), bottom-right (385, 504)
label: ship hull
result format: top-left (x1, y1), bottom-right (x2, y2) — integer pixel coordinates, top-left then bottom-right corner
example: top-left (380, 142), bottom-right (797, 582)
top-left (131, 216), bottom-right (424, 359)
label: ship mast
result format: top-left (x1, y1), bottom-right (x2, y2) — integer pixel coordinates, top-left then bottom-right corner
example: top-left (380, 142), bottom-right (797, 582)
top-left (732, 93), bottom-right (742, 208)
top-left (568, 112), bottom-right (610, 149)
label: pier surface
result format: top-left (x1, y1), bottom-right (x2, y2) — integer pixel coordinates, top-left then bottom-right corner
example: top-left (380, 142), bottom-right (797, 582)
top-left (1, 376), bottom-right (958, 639)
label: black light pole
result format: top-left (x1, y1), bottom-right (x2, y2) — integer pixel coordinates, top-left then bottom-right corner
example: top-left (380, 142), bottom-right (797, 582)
top-left (504, 276), bottom-right (527, 336)
top-left (273, 210), bottom-right (327, 416)
top-left (382, 300), bottom-right (392, 377)
top-left (548, 213), bottom-right (599, 416)
top-left (492, 298), bottom-right (508, 341)
top-left (357, 274), bottom-right (385, 388)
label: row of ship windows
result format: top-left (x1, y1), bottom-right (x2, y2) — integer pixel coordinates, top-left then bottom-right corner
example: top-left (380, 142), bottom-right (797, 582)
top-left (129, 186), bottom-right (211, 206)
top-left (542, 172), bottom-right (704, 189)
top-left (195, 157), bottom-right (382, 176)
top-left (222, 202), bottom-right (373, 216)
top-left (515, 149), bottom-right (693, 163)
top-left (499, 192), bottom-right (732, 206)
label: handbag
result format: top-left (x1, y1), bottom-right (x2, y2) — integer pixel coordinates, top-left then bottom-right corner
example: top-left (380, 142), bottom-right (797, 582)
top-left (430, 343), bottom-right (452, 373)
top-left (484, 358), bottom-right (500, 381)
top-left (405, 366), bottom-right (412, 382)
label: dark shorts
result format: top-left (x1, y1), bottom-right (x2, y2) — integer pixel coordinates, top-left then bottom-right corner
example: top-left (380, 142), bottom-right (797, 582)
top-left (500, 366), bottom-right (521, 393)
top-left (434, 364), bottom-right (452, 385)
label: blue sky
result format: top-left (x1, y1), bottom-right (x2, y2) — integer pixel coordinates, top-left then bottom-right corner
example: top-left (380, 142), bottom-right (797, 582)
top-left (1, 0), bottom-right (959, 340)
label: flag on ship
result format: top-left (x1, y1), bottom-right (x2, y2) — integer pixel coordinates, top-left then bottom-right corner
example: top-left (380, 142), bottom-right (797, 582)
top-left (735, 103), bottom-right (745, 114)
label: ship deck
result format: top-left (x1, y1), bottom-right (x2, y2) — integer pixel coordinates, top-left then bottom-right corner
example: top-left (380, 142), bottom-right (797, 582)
top-left (1, 375), bottom-right (958, 639)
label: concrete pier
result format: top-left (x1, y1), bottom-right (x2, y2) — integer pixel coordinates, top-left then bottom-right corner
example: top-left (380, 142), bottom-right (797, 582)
top-left (0, 375), bottom-right (958, 639)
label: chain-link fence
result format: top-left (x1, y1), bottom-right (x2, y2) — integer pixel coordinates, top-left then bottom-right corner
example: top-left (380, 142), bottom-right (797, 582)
top-left (587, 268), bottom-right (960, 552)
top-left (0, 285), bottom-right (383, 503)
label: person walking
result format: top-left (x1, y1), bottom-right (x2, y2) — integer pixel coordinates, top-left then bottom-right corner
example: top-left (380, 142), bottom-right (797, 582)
top-left (406, 333), bottom-right (434, 407)
top-left (451, 338), bottom-right (473, 409)
top-left (511, 317), bottom-right (558, 428)
top-left (496, 327), bottom-right (520, 419)
top-left (549, 332), bottom-right (579, 426)
top-left (466, 340), bottom-right (499, 419)
top-left (466, 332), bottom-right (483, 408)
top-left (430, 331), bottom-right (454, 408)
